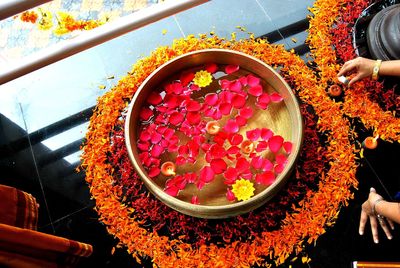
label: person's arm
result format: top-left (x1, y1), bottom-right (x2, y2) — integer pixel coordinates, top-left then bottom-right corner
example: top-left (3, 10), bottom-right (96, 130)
top-left (379, 60), bottom-right (400, 77)
top-left (374, 200), bottom-right (400, 224)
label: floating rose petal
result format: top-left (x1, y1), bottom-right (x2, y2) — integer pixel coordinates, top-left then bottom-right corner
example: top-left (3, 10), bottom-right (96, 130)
top-left (219, 79), bottom-right (231, 89)
top-left (240, 140), bottom-right (254, 154)
top-left (148, 166), bottom-right (161, 178)
top-left (147, 92), bottom-right (163, 105)
top-left (161, 161), bottom-right (176, 176)
top-left (248, 85), bottom-right (263, 97)
top-left (178, 145), bottom-right (189, 156)
top-left (255, 171), bottom-right (275, 185)
top-left (163, 94), bottom-right (179, 109)
top-left (210, 158), bottom-right (227, 174)
top-left (168, 143), bottom-right (178, 152)
top-left (220, 91), bottom-right (233, 102)
top-left (251, 156), bottom-right (264, 169)
top-left (235, 115), bottom-right (247, 127)
top-left (283, 141), bottom-right (293, 154)
top-left (187, 112), bottom-right (201, 125)
top-left (205, 121), bottom-right (220, 135)
top-left (269, 135), bottom-right (284, 153)
top-left (262, 158), bottom-right (273, 171)
top-left (229, 80), bottom-right (242, 92)
top-left (256, 93), bottom-right (271, 109)
top-left (139, 108), bottom-right (153, 121)
top-left (204, 108), bottom-right (215, 118)
top-left (224, 119), bottom-right (239, 133)
top-left (175, 176), bottom-right (187, 190)
top-left (232, 94), bottom-right (246, 108)
top-left (150, 132), bottom-right (162, 144)
top-left (169, 112), bottom-right (185, 125)
top-left (275, 154), bottom-right (288, 165)
top-left (201, 143), bottom-right (211, 152)
top-left (175, 155), bottom-right (186, 165)
top-left (270, 92), bottom-right (284, 102)
top-left (169, 135), bottom-right (179, 145)
top-left (185, 173), bottom-right (197, 184)
top-left (189, 84), bottom-right (200, 92)
top-left (164, 185), bottom-right (179, 197)
top-left (224, 167), bottom-right (238, 184)
top-left (225, 64), bottom-right (239, 74)
top-left (274, 164), bottom-right (285, 174)
top-left (137, 141), bottom-right (150, 151)
top-left (229, 133), bottom-right (243, 145)
top-left (239, 106), bottom-right (253, 119)
top-left (151, 144), bottom-right (164, 157)
top-left (180, 72), bottom-right (195, 86)
top-left (200, 166), bottom-right (215, 183)
top-left (156, 106), bottom-right (169, 113)
top-left (209, 144), bottom-right (227, 159)
top-left (163, 128), bottom-right (175, 139)
top-left (261, 128), bottom-right (274, 140)
top-left (191, 195), bottom-right (200, 205)
top-left (205, 63), bottom-right (218, 73)
top-left (220, 103), bottom-right (233, 115)
top-left (241, 170), bottom-right (253, 180)
top-left (165, 82), bottom-right (184, 95)
top-left (226, 188), bottom-right (236, 201)
top-left (205, 93), bottom-right (219, 106)
top-left (255, 141), bottom-right (269, 152)
top-left (214, 131), bottom-right (228, 146)
top-left (212, 109), bottom-right (223, 120)
top-left (246, 129), bottom-right (261, 141)
top-left (186, 100), bottom-right (201, 111)
top-left (247, 74), bottom-right (260, 87)
top-left (227, 146), bottom-right (240, 154)
top-left (236, 157), bottom-right (250, 172)
top-left (139, 130), bottom-right (151, 141)
top-left (239, 76), bottom-right (248, 86)
top-left (196, 180), bottom-right (205, 190)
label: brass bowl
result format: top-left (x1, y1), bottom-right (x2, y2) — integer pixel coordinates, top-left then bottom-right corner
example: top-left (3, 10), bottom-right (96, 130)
top-left (125, 49), bottom-right (303, 219)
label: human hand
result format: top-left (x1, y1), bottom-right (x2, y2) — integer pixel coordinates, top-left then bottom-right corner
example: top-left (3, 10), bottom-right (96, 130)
top-left (359, 187), bottom-right (395, 243)
top-left (337, 57), bottom-right (376, 87)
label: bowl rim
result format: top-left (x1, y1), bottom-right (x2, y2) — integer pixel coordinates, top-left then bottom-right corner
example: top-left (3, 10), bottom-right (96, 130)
top-left (125, 48), bottom-right (303, 217)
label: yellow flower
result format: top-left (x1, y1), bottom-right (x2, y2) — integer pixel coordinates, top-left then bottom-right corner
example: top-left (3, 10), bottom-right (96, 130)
top-left (231, 179), bottom-right (255, 201)
top-left (193, 70), bottom-right (212, 87)
top-left (37, 9), bottom-right (53, 30)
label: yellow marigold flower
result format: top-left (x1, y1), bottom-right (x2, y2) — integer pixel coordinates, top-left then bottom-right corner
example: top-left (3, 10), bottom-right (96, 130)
top-left (231, 178), bottom-right (255, 201)
top-left (37, 9), bottom-right (53, 30)
top-left (193, 70), bottom-right (212, 87)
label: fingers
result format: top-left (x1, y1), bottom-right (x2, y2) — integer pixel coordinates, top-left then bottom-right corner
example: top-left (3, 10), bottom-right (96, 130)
top-left (370, 187), bottom-right (376, 193)
top-left (338, 60), bottom-right (355, 77)
top-left (359, 209), bottom-right (368, 235)
top-left (348, 73), bottom-right (363, 87)
top-left (387, 218), bottom-right (395, 230)
top-left (378, 217), bottom-right (393, 240)
top-left (369, 216), bottom-right (380, 243)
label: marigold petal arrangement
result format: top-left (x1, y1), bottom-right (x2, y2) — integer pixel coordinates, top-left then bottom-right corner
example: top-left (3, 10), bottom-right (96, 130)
top-left (81, 0), bottom-right (400, 266)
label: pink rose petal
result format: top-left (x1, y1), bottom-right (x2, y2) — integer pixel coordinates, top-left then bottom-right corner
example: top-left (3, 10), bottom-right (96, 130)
top-left (205, 93), bottom-right (218, 106)
top-left (226, 188), bottom-right (236, 201)
top-left (262, 158), bottom-right (273, 171)
top-left (255, 171), bottom-right (275, 185)
top-left (151, 144), bottom-right (164, 157)
top-left (257, 93), bottom-right (271, 109)
top-left (164, 128), bottom-right (175, 139)
top-left (164, 94), bottom-right (179, 109)
top-left (224, 167), bottom-right (238, 184)
top-left (274, 163), bottom-right (285, 174)
top-left (235, 116), bottom-right (247, 127)
top-left (255, 140), bottom-right (269, 152)
top-left (150, 132), bottom-right (162, 144)
top-left (147, 92), bottom-right (163, 105)
top-left (219, 79), bottom-right (231, 89)
top-left (187, 112), bottom-right (201, 125)
top-left (270, 92), bottom-right (284, 102)
top-left (205, 63), bottom-right (218, 73)
top-left (137, 141), bottom-right (150, 151)
top-left (247, 74), bottom-right (260, 87)
top-left (220, 91), bottom-right (233, 102)
top-left (227, 146), bottom-right (240, 154)
top-left (180, 72), bottom-right (194, 86)
top-left (165, 82), bottom-right (184, 95)
top-left (261, 128), bottom-right (274, 140)
top-left (209, 144), bottom-right (227, 159)
top-left (229, 133), bottom-right (244, 146)
top-left (220, 103), bottom-right (233, 115)
top-left (251, 156), bottom-right (264, 169)
top-left (232, 94), bottom-right (246, 109)
top-left (210, 158), bottom-right (227, 174)
top-left (169, 112), bottom-right (185, 125)
top-left (185, 173), bottom-right (197, 184)
top-left (236, 157), bottom-right (250, 172)
top-left (241, 170), bottom-right (253, 180)
top-left (191, 195), bottom-right (200, 205)
top-left (139, 108), bottom-right (153, 121)
top-left (225, 64), bottom-right (239, 74)
top-left (224, 119), bottom-right (239, 133)
top-left (239, 76), bottom-right (248, 86)
top-left (200, 166), bottom-right (215, 183)
top-left (229, 80), bottom-right (242, 92)
top-left (239, 106), bottom-right (253, 119)
top-left (246, 129), bottom-right (261, 141)
top-left (212, 109), bottom-right (223, 120)
top-left (269, 135), bottom-right (284, 153)
top-left (283, 141), bottom-right (293, 154)
top-left (276, 154), bottom-right (288, 165)
top-left (196, 180), bottom-right (205, 190)
top-left (139, 130), bottom-right (151, 141)
top-left (186, 100), bottom-right (201, 111)
top-left (175, 176), bottom-right (188, 190)
top-left (164, 185), bottom-right (179, 197)
top-left (248, 85), bottom-right (263, 97)
top-left (176, 155), bottom-right (186, 165)
top-left (148, 166), bottom-right (161, 178)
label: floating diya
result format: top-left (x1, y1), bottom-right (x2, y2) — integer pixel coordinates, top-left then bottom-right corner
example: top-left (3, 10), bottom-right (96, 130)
top-left (328, 84), bottom-right (343, 97)
top-left (125, 49), bottom-right (303, 218)
top-left (363, 135), bottom-right (379, 149)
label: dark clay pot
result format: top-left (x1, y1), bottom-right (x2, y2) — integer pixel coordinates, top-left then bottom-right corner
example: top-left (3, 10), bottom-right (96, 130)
top-left (367, 3), bottom-right (400, 60)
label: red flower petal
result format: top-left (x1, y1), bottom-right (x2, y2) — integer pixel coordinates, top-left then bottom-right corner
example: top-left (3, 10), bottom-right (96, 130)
top-left (175, 155), bottom-right (186, 165)
top-left (148, 166), bottom-right (160, 178)
top-left (255, 171), bottom-right (275, 185)
top-left (175, 176), bottom-right (188, 190)
top-left (201, 143), bottom-right (211, 152)
top-left (169, 112), bottom-right (185, 125)
top-left (261, 128), bottom-right (273, 140)
top-left (137, 141), bottom-right (150, 151)
top-left (229, 80), bottom-right (242, 92)
top-left (184, 173), bottom-right (197, 183)
top-left (269, 135), bottom-right (284, 153)
top-left (205, 93), bottom-right (218, 106)
top-left (220, 91), bottom-right (233, 102)
top-left (239, 76), bottom-right (248, 86)
top-left (219, 103), bottom-right (233, 115)
top-left (150, 132), bottom-right (162, 144)
top-left (227, 146), bottom-right (240, 154)
top-left (224, 167), bottom-right (238, 184)
top-left (246, 128), bottom-right (261, 141)
top-left (248, 85), bottom-right (263, 97)
top-left (283, 141), bottom-right (293, 154)
top-left (236, 157), bottom-right (250, 172)
top-left (239, 106), bottom-right (253, 119)
top-left (241, 170), bottom-right (253, 180)
top-left (255, 140), bottom-right (269, 152)
top-left (224, 119), bottom-right (239, 133)
top-left (247, 74), bottom-right (260, 87)
top-left (196, 180), bottom-right (205, 190)
top-left (165, 82), bottom-right (184, 95)
top-left (276, 154), bottom-right (288, 165)
top-left (219, 79), bottom-right (231, 89)
top-left (270, 92), bottom-right (284, 102)
top-left (212, 109), bottom-right (223, 120)
top-left (164, 128), bottom-right (175, 139)
top-left (257, 93), bottom-right (271, 109)
top-left (139, 130), bottom-right (151, 141)
top-left (200, 166), bottom-right (215, 183)
top-left (187, 112), bottom-right (201, 125)
top-left (205, 63), bottom-right (218, 73)
top-left (225, 64), bottom-right (239, 74)
top-left (186, 100), bottom-right (201, 111)
top-left (262, 158), bottom-right (273, 171)
top-left (210, 158), bottom-right (227, 174)
top-left (209, 144), bottom-right (227, 159)
top-left (147, 92), bottom-right (163, 105)
top-left (164, 185), bottom-right (179, 197)
top-left (226, 188), bottom-right (236, 201)
top-left (178, 144), bottom-right (189, 156)
top-left (229, 133), bottom-right (244, 145)
top-left (235, 116), bottom-right (247, 127)
top-left (139, 107), bottom-right (153, 121)
top-left (180, 71), bottom-right (194, 86)
top-left (164, 94), bottom-right (179, 109)
top-left (232, 94), bottom-right (246, 109)
top-left (191, 195), bottom-right (200, 205)
top-left (151, 144), bottom-right (164, 157)
top-left (251, 156), bottom-right (264, 169)
top-left (274, 163), bottom-right (285, 174)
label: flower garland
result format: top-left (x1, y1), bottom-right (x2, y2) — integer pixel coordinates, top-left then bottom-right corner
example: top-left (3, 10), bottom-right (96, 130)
top-left (81, 0), bottom-right (400, 266)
